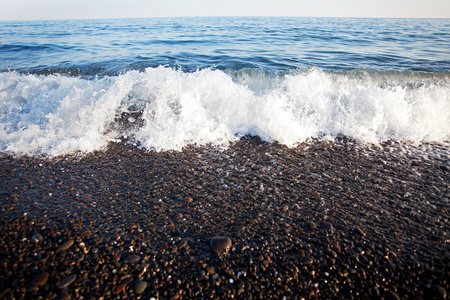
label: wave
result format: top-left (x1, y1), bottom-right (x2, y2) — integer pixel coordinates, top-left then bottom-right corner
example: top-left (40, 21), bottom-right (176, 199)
top-left (1, 66), bottom-right (449, 156)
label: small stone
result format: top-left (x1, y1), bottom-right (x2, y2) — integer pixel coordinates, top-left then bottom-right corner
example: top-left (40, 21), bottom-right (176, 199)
top-left (122, 277), bottom-right (134, 286)
top-left (262, 260), bottom-right (271, 267)
top-left (236, 279), bottom-right (244, 289)
top-left (433, 285), bottom-right (447, 300)
top-left (57, 274), bottom-right (77, 289)
top-left (134, 280), bottom-right (147, 294)
top-left (27, 285), bottom-right (38, 293)
top-left (306, 221), bottom-right (317, 230)
top-left (385, 290), bottom-right (400, 300)
top-left (101, 290), bottom-right (111, 298)
top-left (211, 273), bottom-right (219, 281)
top-left (141, 262), bottom-right (150, 270)
top-left (281, 204), bottom-right (289, 211)
top-left (354, 226), bottom-right (366, 236)
top-left (299, 256), bottom-right (314, 265)
top-left (206, 266), bottom-right (215, 274)
top-left (329, 250), bottom-right (338, 258)
top-left (120, 274), bottom-right (132, 281)
top-left (31, 233), bottom-right (43, 243)
top-left (210, 237), bottom-right (232, 252)
top-left (115, 283), bottom-right (126, 294)
top-left (0, 288), bottom-right (11, 299)
top-left (56, 239), bottom-right (74, 254)
top-left (186, 197), bottom-right (193, 205)
top-left (31, 272), bottom-right (49, 286)
top-left (60, 290), bottom-right (71, 300)
top-left (320, 221), bottom-right (333, 231)
top-left (332, 241), bottom-right (341, 252)
top-left (177, 240), bottom-right (188, 249)
top-left (124, 255), bottom-right (140, 264)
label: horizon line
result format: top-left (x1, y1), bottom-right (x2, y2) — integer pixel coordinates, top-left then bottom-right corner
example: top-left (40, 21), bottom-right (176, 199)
top-left (1, 15), bottom-right (449, 22)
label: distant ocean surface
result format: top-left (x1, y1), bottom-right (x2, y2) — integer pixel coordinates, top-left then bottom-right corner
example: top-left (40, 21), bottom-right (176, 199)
top-left (0, 17), bottom-right (449, 156)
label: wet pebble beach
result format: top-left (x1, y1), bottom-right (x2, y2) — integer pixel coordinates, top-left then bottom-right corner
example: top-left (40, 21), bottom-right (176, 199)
top-left (0, 137), bottom-right (449, 299)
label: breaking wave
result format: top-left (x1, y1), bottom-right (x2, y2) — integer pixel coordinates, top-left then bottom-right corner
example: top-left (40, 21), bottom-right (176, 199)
top-left (1, 66), bottom-right (449, 156)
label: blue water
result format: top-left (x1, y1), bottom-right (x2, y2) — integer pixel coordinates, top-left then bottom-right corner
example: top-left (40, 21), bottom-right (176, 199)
top-left (0, 17), bottom-right (449, 156)
top-left (1, 17), bottom-right (449, 74)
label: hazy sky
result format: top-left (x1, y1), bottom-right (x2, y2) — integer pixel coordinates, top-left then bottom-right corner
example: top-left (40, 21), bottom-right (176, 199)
top-left (1, 0), bottom-right (450, 21)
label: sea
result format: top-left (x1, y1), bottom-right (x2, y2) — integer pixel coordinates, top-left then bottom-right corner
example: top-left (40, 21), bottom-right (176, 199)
top-left (0, 17), bottom-right (449, 156)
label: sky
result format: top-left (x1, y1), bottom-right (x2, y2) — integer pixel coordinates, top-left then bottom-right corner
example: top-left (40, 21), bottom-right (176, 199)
top-left (1, 0), bottom-right (449, 21)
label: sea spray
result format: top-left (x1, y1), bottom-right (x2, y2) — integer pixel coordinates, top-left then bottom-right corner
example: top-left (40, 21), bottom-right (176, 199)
top-left (1, 67), bottom-right (449, 156)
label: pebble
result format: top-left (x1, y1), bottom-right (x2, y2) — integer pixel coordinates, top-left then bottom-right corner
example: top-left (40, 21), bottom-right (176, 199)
top-left (134, 280), bottom-right (147, 294)
top-left (332, 241), bottom-right (341, 252)
top-left (31, 233), bottom-right (43, 243)
top-left (56, 239), bottom-right (74, 254)
top-left (354, 226), bottom-right (366, 236)
top-left (262, 260), bottom-right (272, 267)
top-left (329, 250), bottom-right (338, 258)
top-left (281, 204), bottom-right (289, 211)
top-left (60, 290), bottom-right (71, 300)
top-left (299, 256), bottom-right (314, 265)
top-left (306, 221), bottom-right (317, 230)
top-left (320, 221), bottom-right (333, 231)
top-left (57, 274), bottom-right (77, 289)
top-left (385, 290), bottom-right (400, 300)
top-left (124, 254), bottom-right (141, 264)
top-left (210, 237), bottom-right (232, 252)
top-left (114, 283), bottom-right (126, 294)
top-left (31, 272), bottom-right (49, 286)
top-left (177, 240), bottom-right (188, 249)
top-left (433, 285), bottom-right (447, 300)
top-left (122, 277), bottom-right (133, 285)
top-left (236, 279), bottom-right (244, 289)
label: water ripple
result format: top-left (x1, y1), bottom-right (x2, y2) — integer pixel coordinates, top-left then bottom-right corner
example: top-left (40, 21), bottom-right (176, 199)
top-left (0, 17), bottom-right (449, 75)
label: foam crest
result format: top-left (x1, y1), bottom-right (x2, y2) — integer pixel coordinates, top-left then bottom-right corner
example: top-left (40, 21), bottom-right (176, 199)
top-left (0, 72), bottom-right (118, 156)
top-left (0, 67), bottom-right (449, 156)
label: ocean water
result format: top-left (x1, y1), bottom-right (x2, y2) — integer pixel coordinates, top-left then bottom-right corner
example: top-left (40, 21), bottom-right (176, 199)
top-left (0, 17), bottom-right (449, 156)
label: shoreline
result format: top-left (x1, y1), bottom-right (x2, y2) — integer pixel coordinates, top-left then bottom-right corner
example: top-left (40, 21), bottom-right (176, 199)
top-left (1, 137), bottom-right (449, 299)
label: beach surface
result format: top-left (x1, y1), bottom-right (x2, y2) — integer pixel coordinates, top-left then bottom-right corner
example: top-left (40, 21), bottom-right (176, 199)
top-left (1, 137), bottom-right (449, 299)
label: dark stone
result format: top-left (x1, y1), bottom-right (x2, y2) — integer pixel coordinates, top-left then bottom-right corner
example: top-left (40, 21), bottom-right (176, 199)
top-left (57, 274), bottom-right (77, 289)
top-left (56, 239), bottom-right (74, 254)
top-left (433, 285), bottom-right (447, 300)
top-left (124, 254), bottom-right (140, 264)
top-left (31, 233), bottom-right (43, 243)
top-left (115, 283), bottom-right (126, 294)
top-left (320, 221), bottom-right (333, 231)
top-left (354, 226), bottom-right (366, 236)
top-left (306, 221), bottom-right (317, 230)
top-left (134, 280), bottom-right (147, 294)
top-left (31, 272), bottom-right (49, 286)
top-left (299, 256), bottom-right (314, 265)
top-left (210, 237), bottom-right (232, 252)
top-left (385, 290), bottom-right (400, 300)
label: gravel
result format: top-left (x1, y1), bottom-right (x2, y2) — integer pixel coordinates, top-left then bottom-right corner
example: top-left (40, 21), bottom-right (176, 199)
top-left (0, 136), bottom-right (449, 299)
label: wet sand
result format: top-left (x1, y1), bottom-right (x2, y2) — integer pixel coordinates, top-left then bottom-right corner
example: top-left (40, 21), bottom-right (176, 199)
top-left (0, 137), bottom-right (449, 299)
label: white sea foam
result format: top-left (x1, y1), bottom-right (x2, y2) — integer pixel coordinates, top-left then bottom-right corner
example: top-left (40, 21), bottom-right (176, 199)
top-left (1, 67), bottom-right (449, 156)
